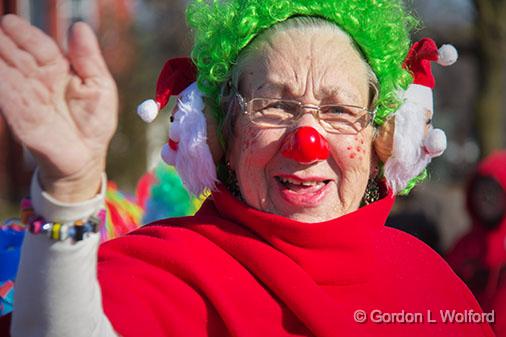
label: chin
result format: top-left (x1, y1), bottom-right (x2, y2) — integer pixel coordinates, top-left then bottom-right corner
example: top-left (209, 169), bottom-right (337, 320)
top-left (278, 209), bottom-right (341, 224)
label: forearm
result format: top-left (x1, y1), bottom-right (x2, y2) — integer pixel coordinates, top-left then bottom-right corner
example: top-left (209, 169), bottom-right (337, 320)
top-left (11, 171), bottom-right (118, 337)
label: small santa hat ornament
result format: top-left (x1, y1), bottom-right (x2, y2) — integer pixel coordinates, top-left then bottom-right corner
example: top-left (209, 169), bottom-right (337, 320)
top-left (402, 38), bottom-right (458, 111)
top-left (381, 38), bottom-right (458, 194)
top-left (137, 58), bottom-right (217, 196)
top-left (137, 58), bottom-right (197, 122)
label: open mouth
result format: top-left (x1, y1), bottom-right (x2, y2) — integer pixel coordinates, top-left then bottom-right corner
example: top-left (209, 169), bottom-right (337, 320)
top-left (275, 176), bottom-right (331, 193)
top-left (274, 175), bottom-right (333, 206)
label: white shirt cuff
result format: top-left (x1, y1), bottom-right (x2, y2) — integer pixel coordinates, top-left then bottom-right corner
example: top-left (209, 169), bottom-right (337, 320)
top-left (30, 168), bottom-right (107, 222)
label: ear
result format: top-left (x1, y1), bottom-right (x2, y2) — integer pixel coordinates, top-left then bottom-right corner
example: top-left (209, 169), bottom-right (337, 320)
top-left (373, 116), bottom-right (395, 163)
top-left (204, 103), bottom-right (224, 164)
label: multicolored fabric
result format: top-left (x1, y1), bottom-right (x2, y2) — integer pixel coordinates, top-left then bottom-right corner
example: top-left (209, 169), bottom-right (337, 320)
top-left (0, 281), bottom-right (14, 316)
top-left (0, 163), bottom-right (204, 318)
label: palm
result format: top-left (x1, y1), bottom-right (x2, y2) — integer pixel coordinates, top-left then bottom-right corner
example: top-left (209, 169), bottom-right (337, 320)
top-left (0, 15), bottom-right (117, 181)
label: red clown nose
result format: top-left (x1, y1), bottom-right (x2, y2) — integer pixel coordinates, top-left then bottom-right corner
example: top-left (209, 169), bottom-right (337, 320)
top-left (281, 127), bottom-right (330, 164)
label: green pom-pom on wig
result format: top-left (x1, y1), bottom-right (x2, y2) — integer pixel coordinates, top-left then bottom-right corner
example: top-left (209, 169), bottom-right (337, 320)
top-left (186, 0), bottom-right (419, 130)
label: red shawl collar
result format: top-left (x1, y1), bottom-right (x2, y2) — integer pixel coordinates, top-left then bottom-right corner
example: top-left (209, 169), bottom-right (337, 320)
top-left (205, 184), bottom-right (395, 285)
top-left (97, 184), bottom-right (493, 337)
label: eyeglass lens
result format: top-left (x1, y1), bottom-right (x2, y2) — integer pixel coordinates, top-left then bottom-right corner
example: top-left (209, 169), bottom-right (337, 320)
top-left (247, 98), bottom-right (372, 134)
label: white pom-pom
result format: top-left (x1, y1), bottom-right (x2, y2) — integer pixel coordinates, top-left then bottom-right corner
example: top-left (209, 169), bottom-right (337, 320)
top-left (137, 99), bottom-right (160, 123)
top-left (437, 44), bottom-right (458, 66)
top-left (423, 128), bottom-right (447, 157)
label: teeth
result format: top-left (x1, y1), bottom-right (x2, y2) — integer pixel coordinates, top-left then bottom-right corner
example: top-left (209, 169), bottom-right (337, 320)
top-left (279, 177), bottom-right (324, 187)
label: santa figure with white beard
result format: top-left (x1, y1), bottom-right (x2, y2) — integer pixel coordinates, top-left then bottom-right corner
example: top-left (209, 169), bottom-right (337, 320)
top-left (375, 38), bottom-right (458, 194)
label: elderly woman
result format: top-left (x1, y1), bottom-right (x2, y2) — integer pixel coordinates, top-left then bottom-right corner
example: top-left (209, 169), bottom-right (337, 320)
top-left (0, 0), bottom-right (494, 336)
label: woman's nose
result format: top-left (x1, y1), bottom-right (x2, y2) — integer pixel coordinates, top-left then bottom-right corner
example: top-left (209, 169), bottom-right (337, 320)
top-left (281, 126), bottom-right (330, 164)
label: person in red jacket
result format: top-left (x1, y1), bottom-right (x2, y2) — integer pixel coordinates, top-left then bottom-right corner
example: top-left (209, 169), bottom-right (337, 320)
top-left (447, 150), bottom-right (506, 335)
top-left (0, 1), bottom-right (494, 336)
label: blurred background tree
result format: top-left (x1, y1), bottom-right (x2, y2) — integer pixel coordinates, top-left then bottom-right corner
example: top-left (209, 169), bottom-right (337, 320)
top-left (474, 0), bottom-right (506, 157)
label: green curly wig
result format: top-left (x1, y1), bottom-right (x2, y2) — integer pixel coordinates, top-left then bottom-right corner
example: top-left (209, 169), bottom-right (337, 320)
top-left (186, 0), bottom-right (424, 194)
top-left (187, 0), bottom-right (418, 129)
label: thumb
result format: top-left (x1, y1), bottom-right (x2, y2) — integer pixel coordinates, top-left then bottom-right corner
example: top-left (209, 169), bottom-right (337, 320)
top-left (67, 22), bottom-right (110, 79)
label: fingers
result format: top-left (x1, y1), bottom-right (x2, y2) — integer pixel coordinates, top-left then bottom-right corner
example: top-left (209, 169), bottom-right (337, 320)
top-left (0, 57), bottom-right (23, 97)
top-left (0, 14), bottom-right (63, 66)
top-left (0, 29), bottom-right (38, 78)
top-left (67, 22), bottom-right (110, 79)
top-left (0, 57), bottom-right (26, 125)
top-left (0, 54), bottom-right (50, 116)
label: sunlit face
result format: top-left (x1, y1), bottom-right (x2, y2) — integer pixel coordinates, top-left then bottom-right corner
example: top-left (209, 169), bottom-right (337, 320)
top-left (227, 27), bottom-right (375, 223)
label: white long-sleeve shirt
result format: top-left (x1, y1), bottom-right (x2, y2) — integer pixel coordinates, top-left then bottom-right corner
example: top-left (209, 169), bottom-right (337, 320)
top-left (11, 170), bottom-right (118, 337)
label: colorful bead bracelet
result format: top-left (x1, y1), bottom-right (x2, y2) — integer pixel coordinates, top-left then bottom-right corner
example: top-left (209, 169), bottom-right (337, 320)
top-left (19, 197), bottom-right (106, 242)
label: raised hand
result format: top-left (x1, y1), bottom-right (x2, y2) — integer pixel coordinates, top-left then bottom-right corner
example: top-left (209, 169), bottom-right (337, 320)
top-left (0, 15), bottom-right (118, 202)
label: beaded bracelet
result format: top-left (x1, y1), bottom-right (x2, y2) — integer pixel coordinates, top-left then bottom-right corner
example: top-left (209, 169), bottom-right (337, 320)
top-left (20, 197), bottom-right (106, 242)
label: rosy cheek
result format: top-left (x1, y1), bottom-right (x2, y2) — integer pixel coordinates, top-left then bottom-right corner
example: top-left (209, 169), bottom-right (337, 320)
top-left (345, 145), bottom-right (358, 160)
top-left (356, 135), bottom-right (371, 160)
top-left (355, 135), bottom-right (366, 145)
top-left (342, 138), bottom-right (369, 162)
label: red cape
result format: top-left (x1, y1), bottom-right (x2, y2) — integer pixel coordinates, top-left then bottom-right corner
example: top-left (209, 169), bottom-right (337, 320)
top-left (97, 185), bottom-right (493, 337)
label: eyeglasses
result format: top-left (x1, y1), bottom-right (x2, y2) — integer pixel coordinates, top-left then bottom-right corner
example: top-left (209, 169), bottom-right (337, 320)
top-left (231, 90), bottom-right (376, 135)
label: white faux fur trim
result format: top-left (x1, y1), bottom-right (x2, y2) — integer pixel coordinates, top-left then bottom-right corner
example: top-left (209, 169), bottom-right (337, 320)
top-left (403, 84), bottom-right (433, 111)
top-left (384, 101), bottom-right (432, 194)
top-left (161, 82), bottom-right (217, 196)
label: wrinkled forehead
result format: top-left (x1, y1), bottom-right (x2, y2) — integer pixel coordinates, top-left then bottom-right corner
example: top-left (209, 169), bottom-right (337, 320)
top-left (235, 25), bottom-right (370, 105)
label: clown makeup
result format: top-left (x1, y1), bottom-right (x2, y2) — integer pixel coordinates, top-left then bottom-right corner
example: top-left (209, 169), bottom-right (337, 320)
top-left (226, 22), bottom-right (376, 223)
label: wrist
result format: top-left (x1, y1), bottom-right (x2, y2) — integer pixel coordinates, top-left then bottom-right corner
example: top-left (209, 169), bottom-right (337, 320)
top-left (38, 158), bottom-right (105, 203)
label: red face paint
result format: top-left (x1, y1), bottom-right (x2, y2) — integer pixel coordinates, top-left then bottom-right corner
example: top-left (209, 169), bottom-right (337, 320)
top-left (281, 126), bottom-right (329, 164)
